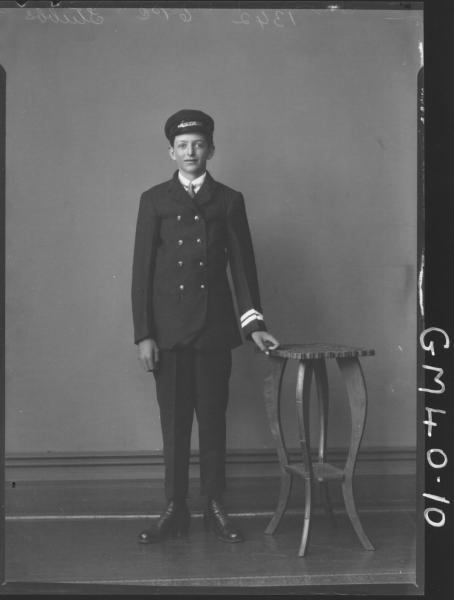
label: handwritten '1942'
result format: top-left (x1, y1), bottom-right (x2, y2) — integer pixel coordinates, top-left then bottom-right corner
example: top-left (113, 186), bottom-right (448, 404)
top-left (232, 10), bottom-right (297, 29)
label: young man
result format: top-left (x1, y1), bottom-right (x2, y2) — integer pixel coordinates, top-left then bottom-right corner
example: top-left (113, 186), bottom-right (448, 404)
top-left (131, 109), bottom-right (279, 544)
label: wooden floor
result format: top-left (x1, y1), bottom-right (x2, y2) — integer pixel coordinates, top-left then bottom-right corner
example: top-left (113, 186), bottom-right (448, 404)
top-left (4, 476), bottom-right (419, 592)
top-left (5, 511), bottom-right (417, 589)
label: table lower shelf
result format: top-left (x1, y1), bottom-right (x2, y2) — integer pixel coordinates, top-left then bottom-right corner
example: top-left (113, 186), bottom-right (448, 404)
top-left (285, 462), bottom-right (345, 482)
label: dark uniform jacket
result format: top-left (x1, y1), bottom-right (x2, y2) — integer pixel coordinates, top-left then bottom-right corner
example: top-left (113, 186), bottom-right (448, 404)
top-left (131, 170), bottom-right (267, 350)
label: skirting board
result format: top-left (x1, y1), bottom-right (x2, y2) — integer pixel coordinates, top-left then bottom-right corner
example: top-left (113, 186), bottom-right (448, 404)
top-left (5, 446), bottom-right (417, 481)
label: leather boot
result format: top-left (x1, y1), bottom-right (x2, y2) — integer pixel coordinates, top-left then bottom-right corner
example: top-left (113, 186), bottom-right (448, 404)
top-left (138, 499), bottom-right (190, 544)
top-left (203, 498), bottom-right (244, 543)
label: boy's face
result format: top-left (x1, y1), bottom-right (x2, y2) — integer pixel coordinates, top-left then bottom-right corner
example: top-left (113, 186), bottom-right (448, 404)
top-left (169, 133), bottom-right (214, 180)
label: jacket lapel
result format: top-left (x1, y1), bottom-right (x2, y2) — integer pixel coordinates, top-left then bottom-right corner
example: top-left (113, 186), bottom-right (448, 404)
top-left (167, 170), bottom-right (217, 213)
top-left (193, 171), bottom-right (217, 207)
top-left (167, 171), bottom-right (197, 212)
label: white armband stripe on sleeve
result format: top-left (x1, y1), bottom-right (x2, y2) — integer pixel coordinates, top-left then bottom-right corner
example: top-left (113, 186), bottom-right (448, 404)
top-left (241, 312), bottom-right (264, 328)
top-left (240, 309), bottom-right (264, 323)
top-left (240, 308), bottom-right (260, 323)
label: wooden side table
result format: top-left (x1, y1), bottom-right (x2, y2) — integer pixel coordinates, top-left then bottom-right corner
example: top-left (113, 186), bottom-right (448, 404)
top-left (263, 343), bottom-right (376, 556)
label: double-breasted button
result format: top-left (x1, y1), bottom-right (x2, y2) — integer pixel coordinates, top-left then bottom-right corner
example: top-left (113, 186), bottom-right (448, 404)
top-left (177, 261), bottom-right (183, 267)
top-left (196, 238), bottom-right (202, 244)
top-left (194, 215), bottom-right (200, 221)
top-left (179, 284), bottom-right (185, 291)
top-left (178, 239), bottom-right (184, 246)
top-left (177, 215), bottom-right (182, 221)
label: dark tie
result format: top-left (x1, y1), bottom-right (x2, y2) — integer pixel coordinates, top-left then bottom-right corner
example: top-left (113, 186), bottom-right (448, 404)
top-left (187, 182), bottom-right (195, 198)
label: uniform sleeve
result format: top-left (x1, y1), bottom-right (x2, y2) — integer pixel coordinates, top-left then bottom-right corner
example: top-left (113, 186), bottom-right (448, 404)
top-left (226, 193), bottom-right (267, 340)
top-left (131, 192), bottom-right (160, 345)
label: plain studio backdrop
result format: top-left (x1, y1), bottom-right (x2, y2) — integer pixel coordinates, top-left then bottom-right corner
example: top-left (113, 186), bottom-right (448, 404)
top-left (2, 7), bottom-right (422, 479)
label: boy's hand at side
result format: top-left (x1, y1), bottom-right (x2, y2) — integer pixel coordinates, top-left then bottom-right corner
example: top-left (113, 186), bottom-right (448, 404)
top-left (251, 331), bottom-right (280, 356)
top-left (138, 338), bottom-right (160, 372)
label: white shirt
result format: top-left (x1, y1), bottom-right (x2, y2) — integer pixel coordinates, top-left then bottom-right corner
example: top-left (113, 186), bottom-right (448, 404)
top-left (178, 171), bottom-right (207, 195)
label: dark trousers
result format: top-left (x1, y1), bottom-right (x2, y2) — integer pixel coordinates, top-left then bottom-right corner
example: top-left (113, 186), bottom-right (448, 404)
top-left (153, 346), bottom-right (232, 502)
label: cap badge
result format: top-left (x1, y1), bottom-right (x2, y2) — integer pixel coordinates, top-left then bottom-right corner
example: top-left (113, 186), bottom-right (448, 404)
top-left (177, 120), bottom-right (203, 128)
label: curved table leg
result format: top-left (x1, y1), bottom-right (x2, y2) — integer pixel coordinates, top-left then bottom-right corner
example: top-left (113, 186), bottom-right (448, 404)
top-left (299, 478), bottom-right (312, 557)
top-left (295, 360), bottom-right (314, 557)
top-left (265, 472), bottom-right (293, 535)
top-left (314, 359), bottom-right (335, 525)
top-left (337, 357), bottom-right (375, 551)
top-left (264, 357), bottom-right (291, 535)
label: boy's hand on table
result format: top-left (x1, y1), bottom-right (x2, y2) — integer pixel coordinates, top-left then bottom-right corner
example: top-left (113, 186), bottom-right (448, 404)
top-left (251, 331), bottom-right (280, 356)
top-left (138, 338), bottom-right (160, 372)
